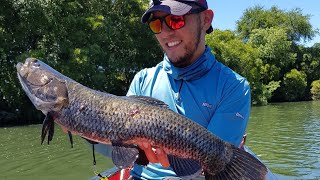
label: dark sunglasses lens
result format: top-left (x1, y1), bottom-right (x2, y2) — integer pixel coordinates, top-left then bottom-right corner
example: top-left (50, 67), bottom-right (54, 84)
top-left (149, 19), bottom-right (161, 33)
top-left (149, 15), bottom-right (185, 34)
top-left (166, 15), bottom-right (185, 30)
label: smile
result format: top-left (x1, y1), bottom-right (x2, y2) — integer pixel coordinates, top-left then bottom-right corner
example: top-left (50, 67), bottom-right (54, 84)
top-left (167, 41), bottom-right (181, 47)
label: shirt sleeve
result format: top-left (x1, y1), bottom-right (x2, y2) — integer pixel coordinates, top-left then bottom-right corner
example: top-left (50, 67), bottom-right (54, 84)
top-left (207, 78), bottom-right (251, 147)
top-left (127, 70), bottom-right (145, 96)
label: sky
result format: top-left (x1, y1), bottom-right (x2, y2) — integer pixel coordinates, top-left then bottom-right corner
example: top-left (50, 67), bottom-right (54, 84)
top-left (207, 0), bottom-right (320, 47)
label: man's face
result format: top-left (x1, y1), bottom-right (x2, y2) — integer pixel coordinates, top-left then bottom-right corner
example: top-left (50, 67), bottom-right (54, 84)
top-left (153, 11), bottom-right (205, 68)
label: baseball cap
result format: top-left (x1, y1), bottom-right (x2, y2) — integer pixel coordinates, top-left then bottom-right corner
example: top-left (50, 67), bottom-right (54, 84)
top-left (141, 0), bottom-right (213, 34)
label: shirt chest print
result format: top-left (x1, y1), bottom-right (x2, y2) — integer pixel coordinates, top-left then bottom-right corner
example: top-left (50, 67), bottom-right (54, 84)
top-left (202, 102), bottom-right (213, 109)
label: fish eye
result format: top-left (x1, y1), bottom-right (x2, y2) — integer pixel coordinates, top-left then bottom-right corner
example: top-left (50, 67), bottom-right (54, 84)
top-left (32, 60), bottom-right (40, 67)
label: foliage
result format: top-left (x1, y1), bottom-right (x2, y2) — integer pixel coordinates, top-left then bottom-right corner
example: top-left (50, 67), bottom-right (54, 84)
top-left (247, 27), bottom-right (296, 81)
top-left (237, 6), bottom-right (316, 43)
top-left (298, 44), bottom-right (320, 99)
top-left (206, 29), bottom-right (265, 105)
top-left (253, 81), bottom-right (281, 106)
top-left (311, 80), bottom-right (320, 100)
top-left (206, 6), bottom-right (320, 104)
top-left (235, 6), bottom-right (319, 103)
top-left (0, 0), bottom-right (162, 125)
top-left (207, 29), bottom-right (285, 105)
top-left (1, 2), bottom-right (320, 125)
top-left (282, 69), bottom-right (307, 101)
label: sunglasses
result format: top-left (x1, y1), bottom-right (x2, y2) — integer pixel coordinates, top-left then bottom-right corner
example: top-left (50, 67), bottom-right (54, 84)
top-left (148, 8), bottom-right (205, 34)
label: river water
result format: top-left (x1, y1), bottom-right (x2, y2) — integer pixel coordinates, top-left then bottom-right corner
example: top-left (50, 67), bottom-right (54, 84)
top-left (0, 101), bottom-right (319, 180)
top-left (246, 101), bottom-right (320, 179)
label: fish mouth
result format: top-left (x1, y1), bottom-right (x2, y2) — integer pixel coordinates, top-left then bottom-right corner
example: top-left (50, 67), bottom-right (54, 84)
top-left (16, 60), bottom-right (32, 78)
top-left (17, 72), bottom-right (50, 113)
top-left (17, 71), bottom-right (53, 89)
top-left (16, 62), bottom-right (30, 85)
top-left (17, 58), bottom-right (70, 114)
top-left (16, 58), bottom-right (56, 103)
top-left (16, 60), bottom-right (57, 114)
top-left (16, 62), bottom-right (23, 72)
top-left (16, 59), bottom-right (53, 87)
top-left (17, 70), bottom-right (34, 99)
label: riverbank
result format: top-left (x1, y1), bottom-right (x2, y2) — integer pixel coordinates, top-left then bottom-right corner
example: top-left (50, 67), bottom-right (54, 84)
top-left (0, 111), bottom-right (17, 126)
top-left (0, 110), bottom-right (43, 127)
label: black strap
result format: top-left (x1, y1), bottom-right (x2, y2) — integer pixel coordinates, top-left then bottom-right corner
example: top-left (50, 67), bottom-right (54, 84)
top-left (177, 80), bottom-right (184, 101)
top-left (92, 143), bottom-right (97, 165)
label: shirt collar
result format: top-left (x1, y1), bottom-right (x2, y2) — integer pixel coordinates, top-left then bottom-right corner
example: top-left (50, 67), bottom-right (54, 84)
top-left (162, 46), bottom-right (216, 81)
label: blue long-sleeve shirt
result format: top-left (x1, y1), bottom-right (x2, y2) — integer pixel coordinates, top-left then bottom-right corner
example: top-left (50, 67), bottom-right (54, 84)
top-left (127, 46), bottom-right (251, 179)
top-left (94, 46), bottom-right (251, 179)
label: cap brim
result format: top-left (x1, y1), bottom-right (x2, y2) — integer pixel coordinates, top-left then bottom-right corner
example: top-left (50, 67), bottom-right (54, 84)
top-left (141, 0), bottom-right (192, 23)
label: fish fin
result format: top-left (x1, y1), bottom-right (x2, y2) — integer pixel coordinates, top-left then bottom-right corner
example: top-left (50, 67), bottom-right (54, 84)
top-left (205, 146), bottom-right (268, 180)
top-left (48, 120), bottom-right (54, 143)
top-left (111, 143), bottom-right (139, 169)
top-left (82, 137), bottom-right (99, 145)
top-left (67, 131), bottom-right (73, 148)
top-left (41, 116), bottom-right (48, 145)
top-left (128, 95), bottom-right (169, 109)
top-left (168, 155), bottom-right (202, 179)
top-left (41, 112), bottom-right (55, 145)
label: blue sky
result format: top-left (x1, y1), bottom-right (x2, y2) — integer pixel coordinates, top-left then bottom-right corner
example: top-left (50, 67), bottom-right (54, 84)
top-left (207, 0), bottom-right (320, 47)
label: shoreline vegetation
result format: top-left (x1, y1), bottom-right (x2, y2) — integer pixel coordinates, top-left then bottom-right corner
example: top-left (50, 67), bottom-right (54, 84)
top-left (1, 0), bottom-right (320, 126)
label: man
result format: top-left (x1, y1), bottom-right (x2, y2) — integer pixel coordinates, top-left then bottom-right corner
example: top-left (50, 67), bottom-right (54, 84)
top-left (95, 0), bottom-right (251, 179)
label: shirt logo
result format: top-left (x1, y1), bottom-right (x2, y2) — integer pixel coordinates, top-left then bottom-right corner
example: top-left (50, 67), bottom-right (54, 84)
top-left (236, 112), bottom-right (245, 119)
top-left (202, 102), bottom-right (212, 109)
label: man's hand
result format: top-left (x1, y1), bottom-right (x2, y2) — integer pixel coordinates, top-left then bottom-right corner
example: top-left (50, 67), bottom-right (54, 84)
top-left (136, 140), bottom-right (170, 168)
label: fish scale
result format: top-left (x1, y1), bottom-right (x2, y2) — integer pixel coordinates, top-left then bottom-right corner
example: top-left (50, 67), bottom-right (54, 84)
top-left (60, 82), bottom-right (230, 169)
top-left (17, 58), bottom-right (268, 180)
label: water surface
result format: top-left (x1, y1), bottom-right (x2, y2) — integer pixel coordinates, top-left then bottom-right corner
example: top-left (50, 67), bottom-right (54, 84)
top-left (0, 101), bottom-right (319, 179)
top-left (247, 101), bottom-right (320, 179)
top-left (0, 125), bottom-right (113, 180)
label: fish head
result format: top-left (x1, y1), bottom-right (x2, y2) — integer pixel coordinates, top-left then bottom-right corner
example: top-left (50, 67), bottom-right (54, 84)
top-left (16, 58), bottom-right (69, 114)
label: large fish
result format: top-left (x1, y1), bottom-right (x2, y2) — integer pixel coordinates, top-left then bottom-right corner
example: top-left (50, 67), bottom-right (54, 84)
top-left (16, 58), bottom-right (267, 179)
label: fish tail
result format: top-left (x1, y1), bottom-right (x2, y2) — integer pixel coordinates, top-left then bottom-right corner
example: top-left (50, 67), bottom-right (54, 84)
top-left (205, 146), bottom-right (268, 180)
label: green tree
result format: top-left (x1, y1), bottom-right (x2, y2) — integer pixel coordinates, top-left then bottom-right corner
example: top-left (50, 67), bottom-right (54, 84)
top-left (311, 80), bottom-right (320, 100)
top-left (247, 27), bottom-right (296, 82)
top-left (0, 0), bottom-right (161, 125)
top-left (297, 44), bottom-right (320, 99)
top-left (206, 29), bottom-right (276, 105)
top-left (237, 6), bottom-right (316, 43)
top-left (282, 69), bottom-right (307, 101)
top-left (236, 6), bottom-right (318, 102)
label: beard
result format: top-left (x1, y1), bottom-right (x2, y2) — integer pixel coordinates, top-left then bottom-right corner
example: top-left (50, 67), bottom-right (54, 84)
top-left (168, 17), bottom-right (202, 68)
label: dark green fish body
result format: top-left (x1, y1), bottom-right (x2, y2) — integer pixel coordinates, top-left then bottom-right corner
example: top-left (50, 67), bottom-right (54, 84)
top-left (17, 58), bottom-right (267, 179)
top-left (58, 82), bottom-right (232, 173)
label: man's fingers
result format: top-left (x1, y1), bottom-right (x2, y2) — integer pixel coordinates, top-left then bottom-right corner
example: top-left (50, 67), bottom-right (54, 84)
top-left (138, 142), bottom-right (158, 164)
top-left (156, 148), bottom-right (170, 168)
top-left (137, 141), bottom-right (170, 168)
